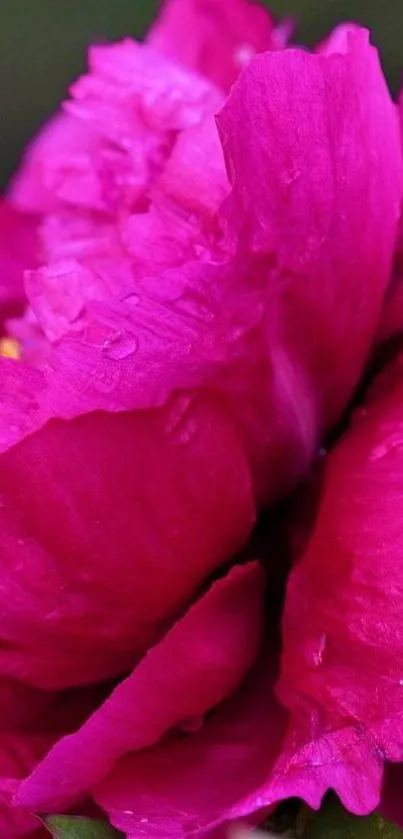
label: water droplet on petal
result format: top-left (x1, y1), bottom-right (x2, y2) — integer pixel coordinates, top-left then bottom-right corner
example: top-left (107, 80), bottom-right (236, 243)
top-left (370, 434), bottom-right (403, 462)
top-left (306, 634), bottom-right (326, 668)
top-left (165, 393), bottom-right (198, 446)
top-left (235, 43), bottom-right (255, 68)
top-left (121, 291), bottom-right (140, 306)
top-left (102, 332), bottom-right (139, 361)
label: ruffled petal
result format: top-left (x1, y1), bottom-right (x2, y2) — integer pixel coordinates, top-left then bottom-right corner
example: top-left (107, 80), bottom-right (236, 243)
top-left (148, 0), bottom-right (288, 92)
top-left (9, 113), bottom-right (101, 216)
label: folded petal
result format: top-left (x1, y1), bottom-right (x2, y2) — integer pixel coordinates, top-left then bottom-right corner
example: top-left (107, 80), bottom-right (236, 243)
top-left (18, 562), bottom-right (265, 811)
top-left (94, 648), bottom-right (286, 839)
top-left (269, 353), bottom-right (403, 814)
top-left (148, 0), bottom-right (288, 92)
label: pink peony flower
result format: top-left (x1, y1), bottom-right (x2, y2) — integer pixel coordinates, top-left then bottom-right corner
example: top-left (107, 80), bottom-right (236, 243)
top-left (0, 0), bottom-right (402, 836)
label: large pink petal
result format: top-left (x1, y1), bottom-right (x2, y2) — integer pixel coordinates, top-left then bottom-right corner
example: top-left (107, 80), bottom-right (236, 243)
top-left (377, 93), bottom-right (403, 345)
top-left (268, 353), bottom-right (403, 814)
top-left (0, 357), bottom-right (254, 689)
top-left (216, 29), bottom-right (403, 498)
top-left (148, 0), bottom-right (288, 93)
top-left (94, 648), bottom-right (286, 839)
top-left (18, 562), bottom-right (264, 811)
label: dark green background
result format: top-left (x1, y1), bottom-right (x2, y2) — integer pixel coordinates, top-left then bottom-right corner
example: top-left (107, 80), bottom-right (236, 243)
top-left (0, 0), bottom-right (402, 187)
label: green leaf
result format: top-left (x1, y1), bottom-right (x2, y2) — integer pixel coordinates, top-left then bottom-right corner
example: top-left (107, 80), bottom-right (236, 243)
top-left (45, 816), bottom-right (123, 839)
top-left (267, 796), bottom-right (403, 838)
top-left (305, 797), bottom-right (402, 839)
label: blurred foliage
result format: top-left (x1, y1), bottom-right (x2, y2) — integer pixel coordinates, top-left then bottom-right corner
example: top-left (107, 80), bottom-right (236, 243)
top-left (267, 796), bottom-right (403, 838)
top-left (0, 0), bottom-right (402, 186)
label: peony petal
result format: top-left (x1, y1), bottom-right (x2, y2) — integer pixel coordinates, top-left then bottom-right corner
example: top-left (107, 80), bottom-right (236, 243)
top-left (18, 562), bottom-right (265, 811)
top-left (0, 202), bottom-right (38, 323)
top-left (270, 352), bottom-right (403, 814)
top-left (61, 40), bottom-right (222, 215)
top-left (148, 0), bottom-right (287, 93)
top-left (377, 93), bottom-right (403, 345)
top-left (155, 115), bottom-right (229, 223)
top-left (9, 112), bottom-right (101, 216)
top-left (0, 357), bottom-right (254, 688)
top-left (94, 648), bottom-right (286, 839)
top-left (215, 28), bottom-right (403, 497)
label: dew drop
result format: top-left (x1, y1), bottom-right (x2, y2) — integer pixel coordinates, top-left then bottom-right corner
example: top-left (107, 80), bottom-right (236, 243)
top-left (102, 332), bottom-right (139, 361)
top-left (165, 393), bottom-right (198, 446)
top-left (306, 634), bottom-right (326, 668)
top-left (370, 434), bottom-right (403, 462)
top-left (235, 43), bottom-right (255, 67)
top-left (121, 291), bottom-right (140, 306)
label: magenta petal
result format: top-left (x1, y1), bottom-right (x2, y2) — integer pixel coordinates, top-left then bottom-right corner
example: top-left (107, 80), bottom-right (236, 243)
top-left (148, 0), bottom-right (285, 92)
top-left (217, 30), bottom-right (403, 442)
top-left (18, 562), bottom-right (265, 811)
top-left (0, 358), bottom-right (254, 688)
top-left (9, 112), bottom-right (101, 216)
top-left (268, 354), bottom-right (403, 814)
top-left (93, 649), bottom-right (286, 839)
top-left (0, 202), bottom-right (38, 322)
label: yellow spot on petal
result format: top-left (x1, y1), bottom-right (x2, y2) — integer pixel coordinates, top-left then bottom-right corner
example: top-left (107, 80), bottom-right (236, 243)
top-left (0, 338), bottom-right (20, 360)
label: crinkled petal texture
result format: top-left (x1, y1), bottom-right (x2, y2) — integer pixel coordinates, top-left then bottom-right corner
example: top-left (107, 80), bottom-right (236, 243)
top-left (266, 353), bottom-right (403, 815)
top-left (10, 41), bottom-right (223, 266)
top-left (0, 355), bottom-right (254, 689)
top-left (17, 562), bottom-right (265, 812)
top-left (148, 0), bottom-right (289, 92)
top-left (13, 28), bottom-right (403, 510)
top-left (0, 202), bottom-right (38, 323)
top-left (9, 112), bottom-right (101, 217)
